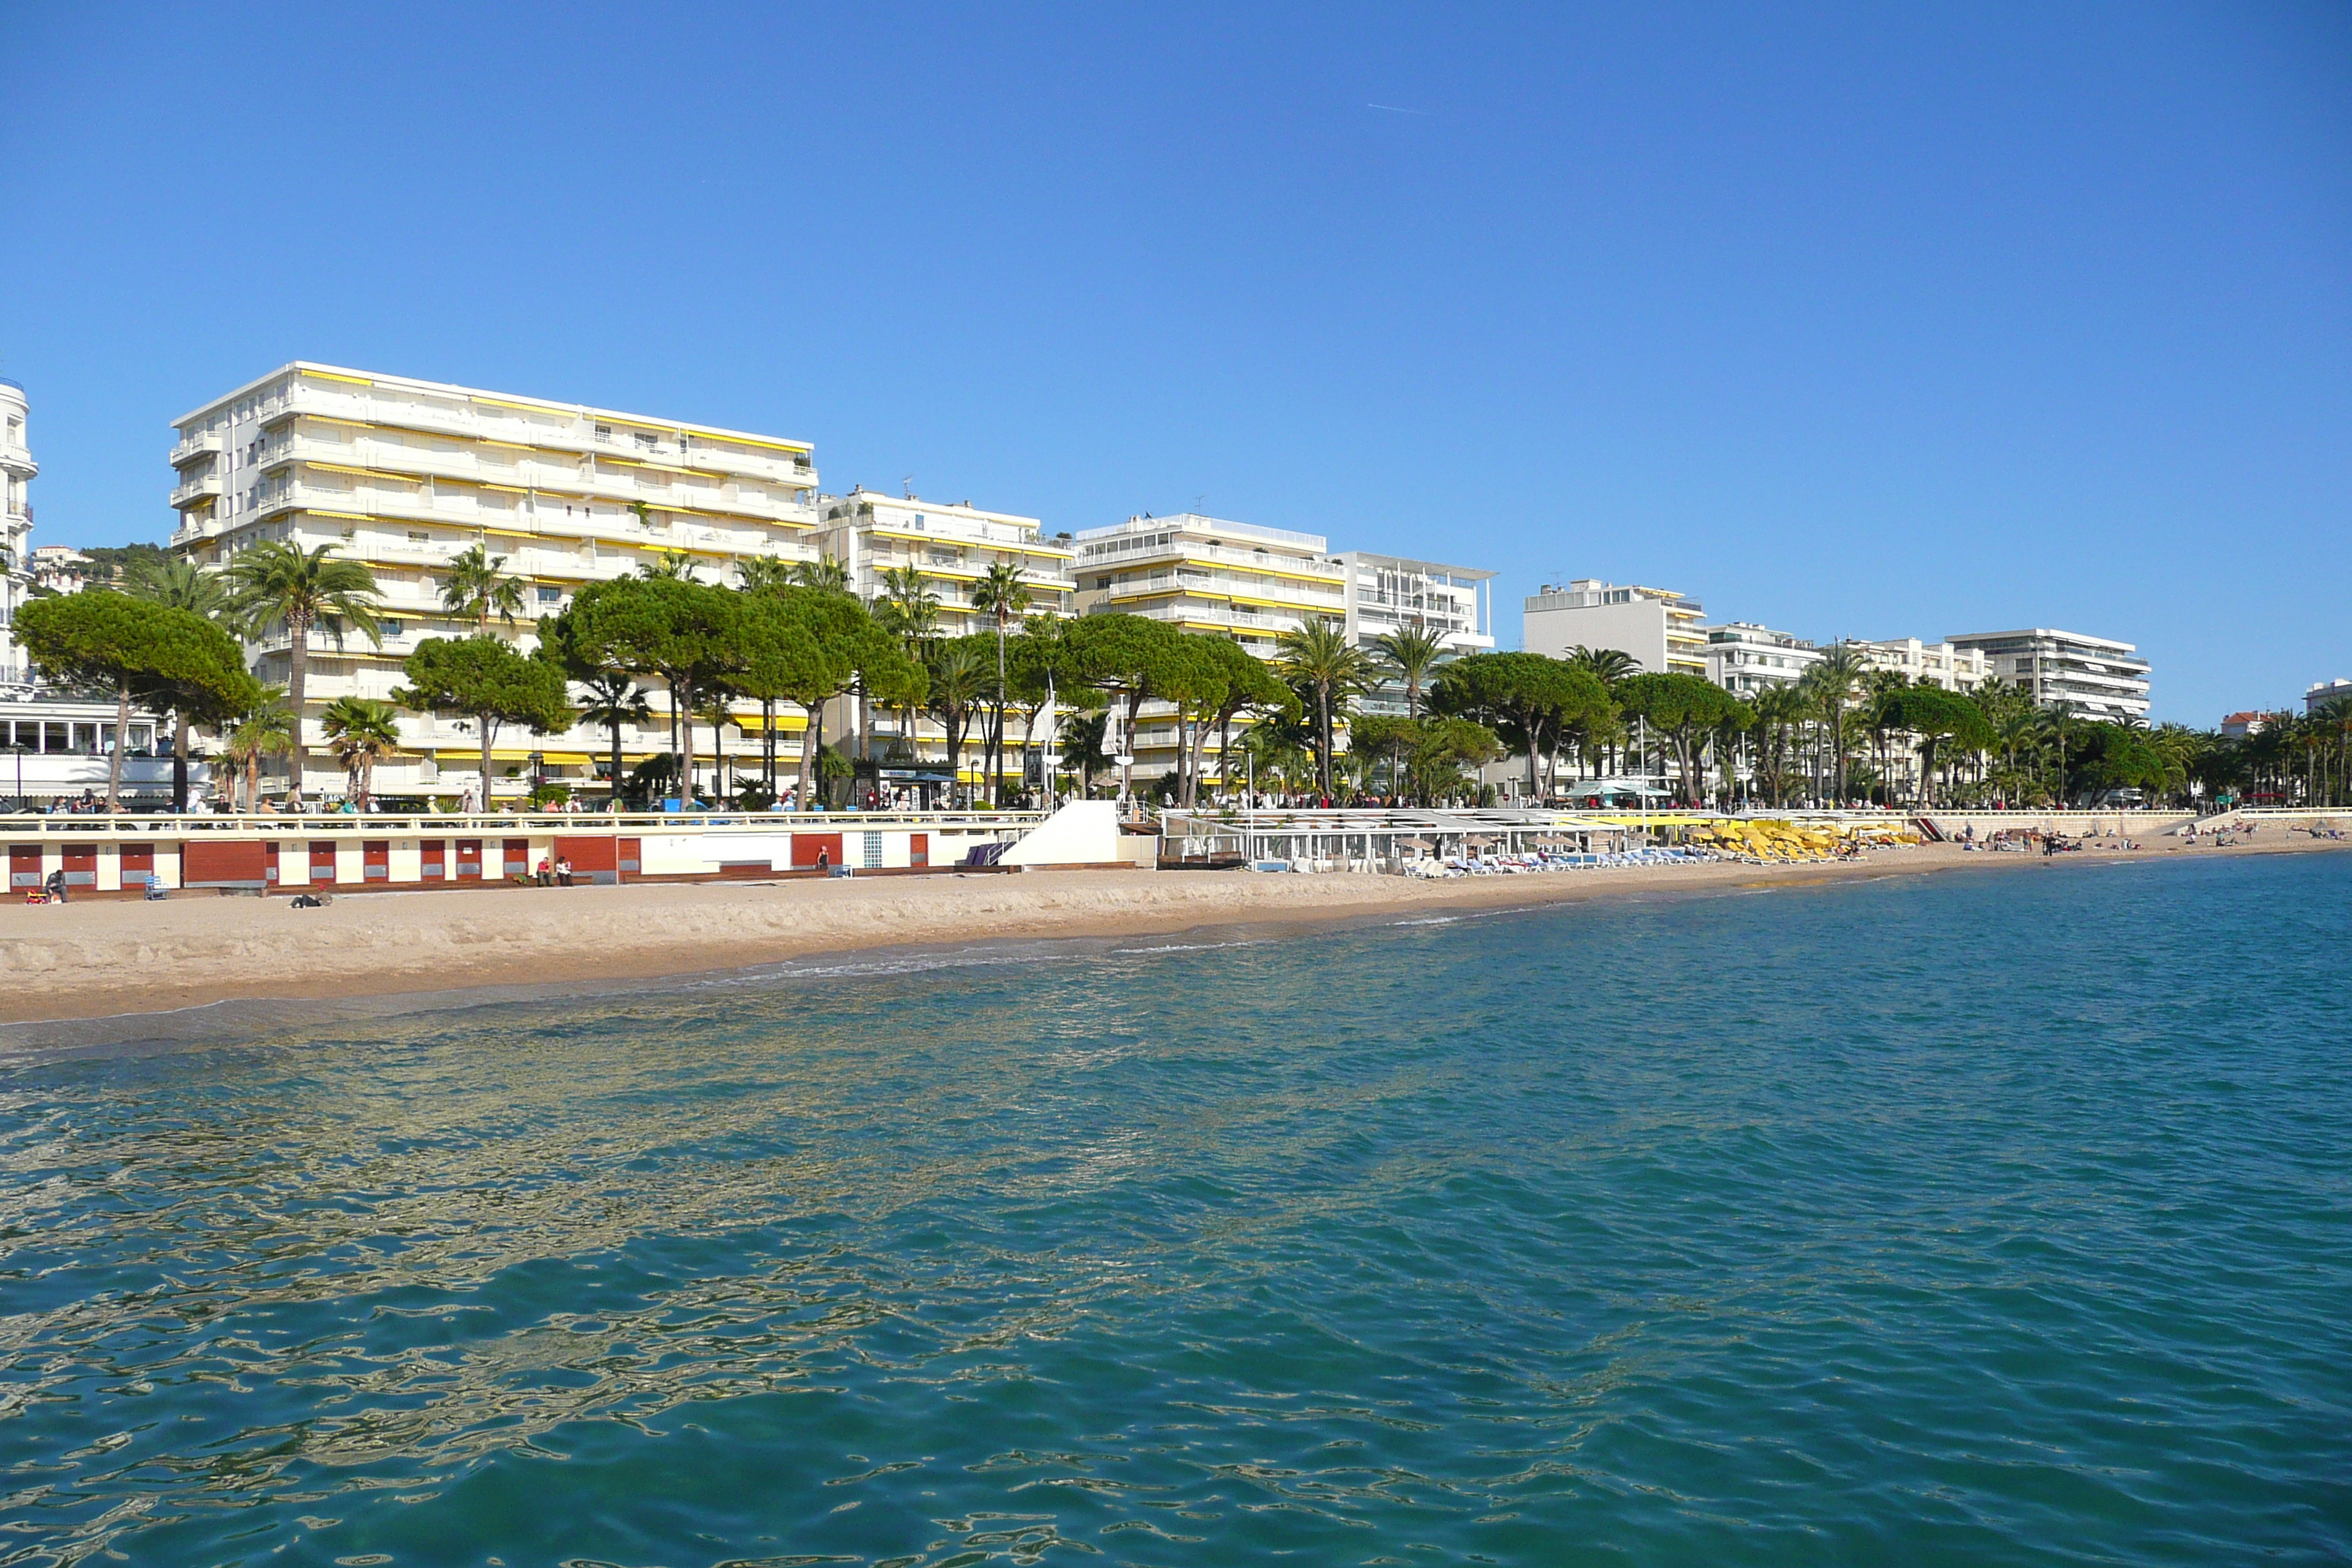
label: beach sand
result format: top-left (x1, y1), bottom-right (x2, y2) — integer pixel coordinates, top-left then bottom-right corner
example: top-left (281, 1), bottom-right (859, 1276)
top-left (4, 829), bottom-right (2345, 1033)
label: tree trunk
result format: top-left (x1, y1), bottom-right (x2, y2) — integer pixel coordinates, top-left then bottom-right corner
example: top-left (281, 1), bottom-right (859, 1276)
top-left (798, 701), bottom-right (826, 812)
top-left (478, 712), bottom-right (497, 810)
top-left (610, 724), bottom-right (625, 810)
top-left (105, 682), bottom-right (130, 811)
top-left (286, 618), bottom-right (310, 803)
top-left (763, 699), bottom-right (777, 791)
top-left (173, 712), bottom-right (191, 814)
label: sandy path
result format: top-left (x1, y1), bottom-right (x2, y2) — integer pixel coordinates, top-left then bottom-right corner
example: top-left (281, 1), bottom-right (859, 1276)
top-left (2, 835), bottom-right (2342, 1030)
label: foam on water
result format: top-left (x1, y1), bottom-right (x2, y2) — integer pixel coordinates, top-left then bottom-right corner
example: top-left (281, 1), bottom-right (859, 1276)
top-left (0, 851), bottom-right (2347, 1565)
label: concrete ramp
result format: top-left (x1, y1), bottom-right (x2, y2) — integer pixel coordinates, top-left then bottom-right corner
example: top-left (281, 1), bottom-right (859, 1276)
top-left (1000, 800), bottom-right (1122, 867)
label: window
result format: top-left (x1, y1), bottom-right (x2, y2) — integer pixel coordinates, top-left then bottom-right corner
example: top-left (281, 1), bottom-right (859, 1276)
top-left (633, 431), bottom-right (657, 452)
top-left (382, 621), bottom-right (404, 638)
top-left (538, 587), bottom-right (561, 606)
top-left (594, 424), bottom-right (613, 443)
top-left (408, 530), bottom-right (429, 544)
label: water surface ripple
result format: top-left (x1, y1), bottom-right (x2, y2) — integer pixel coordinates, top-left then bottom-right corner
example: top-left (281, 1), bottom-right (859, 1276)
top-left (1, 853), bottom-right (2347, 1565)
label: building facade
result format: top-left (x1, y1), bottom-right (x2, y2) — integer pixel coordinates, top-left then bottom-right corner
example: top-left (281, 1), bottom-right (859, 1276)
top-left (169, 363), bottom-right (824, 801)
top-left (1338, 551), bottom-right (1496, 716)
top-left (1, 378), bottom-right (34, 686)
top-left (1945, 628), bottom-right (2149, 722)
top-left (1842, 637), bottom-right (1989, 693)
top-left (1522, 579), bottom-right (1708, 676)
top-left (813, 488), bottom-right (1077, 789)
top-left (1703, 622), bottom-right (1821, 697)
top-left (1073, 513), bottom-right (1349, 780)
top-left (815, 489), bottom-right (1075, 634)
top-left (2305, 679), bottom-right (2352, 716)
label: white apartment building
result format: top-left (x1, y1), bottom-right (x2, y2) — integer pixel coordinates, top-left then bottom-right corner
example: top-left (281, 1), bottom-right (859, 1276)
top-left (814, 488), bottom-right (1077, 790)
top-left (1842, 637), bottom-right (1989, 693)
top-left (1946, 628), bottom-right (2150, 723)
top-left (1522, 579), bottom-right (1708, 676)
top-left (1338, 551), bottom-right (1496, 716)
top-left (2306, 678), bottom-right (2352, 716)
top-left (816, 488), bottom-right (1075, 634)
top-left (168, 363), bottom-right (824, 800)
top-left (1075, 513), bottom-right (1349, 779)
top-left (1, 378), bottom-right (34, 686)
top-left (1703, 623), bottom-right (1821, 697)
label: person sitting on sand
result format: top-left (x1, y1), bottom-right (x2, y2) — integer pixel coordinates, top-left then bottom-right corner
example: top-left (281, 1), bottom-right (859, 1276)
top-left (554, 855), bottom-right (573, 887)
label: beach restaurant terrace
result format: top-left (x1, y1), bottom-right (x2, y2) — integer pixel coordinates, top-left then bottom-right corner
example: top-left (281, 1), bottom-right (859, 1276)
top-left (1158, 806), bottom-right (1654, 870)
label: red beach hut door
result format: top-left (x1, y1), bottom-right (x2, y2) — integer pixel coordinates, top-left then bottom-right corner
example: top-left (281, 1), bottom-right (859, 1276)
top-left (8, 845), bottom-right (38, 890)
top-left (453, 839), bottom-right (483, 881)
top-left (791, 834), bottom-right (841, 870)
top-left (309, 841), bottom-right (339, 885)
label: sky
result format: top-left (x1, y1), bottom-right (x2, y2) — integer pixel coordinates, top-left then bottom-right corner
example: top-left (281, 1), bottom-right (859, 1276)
top-left (2, 3), bottom-right (2346, 723)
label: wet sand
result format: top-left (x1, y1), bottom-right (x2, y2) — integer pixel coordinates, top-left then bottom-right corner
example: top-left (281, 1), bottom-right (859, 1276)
top-left (4, 831), bottom-right (2343, 1033)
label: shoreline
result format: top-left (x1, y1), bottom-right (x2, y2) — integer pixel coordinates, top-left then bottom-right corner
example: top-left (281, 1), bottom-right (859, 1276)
top-left (3, 836), bottom-right (2344, 1046)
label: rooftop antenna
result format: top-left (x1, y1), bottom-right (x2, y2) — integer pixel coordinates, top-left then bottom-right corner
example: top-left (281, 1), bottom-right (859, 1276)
top-left (902, 475), bottom-right (916, 500)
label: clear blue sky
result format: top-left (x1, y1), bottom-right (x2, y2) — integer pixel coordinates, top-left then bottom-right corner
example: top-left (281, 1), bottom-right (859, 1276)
top-left (4, 3), bottom-right (2345, 722)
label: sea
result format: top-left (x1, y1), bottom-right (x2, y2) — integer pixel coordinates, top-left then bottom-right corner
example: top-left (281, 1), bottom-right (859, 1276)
top-left (1, 851), bottom-right (2346, 1567)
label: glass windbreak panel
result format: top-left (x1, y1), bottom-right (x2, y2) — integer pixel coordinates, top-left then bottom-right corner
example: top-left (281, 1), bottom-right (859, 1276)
top-left (44, 723), bottom-right (69, 753)
top-left (72, 724), bottom-right (99, 753)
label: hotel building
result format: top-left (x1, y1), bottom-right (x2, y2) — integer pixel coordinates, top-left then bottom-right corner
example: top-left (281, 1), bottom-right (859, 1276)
top-left (168, 363), bottom-right (823, 799)
top-left (1073, 513), bottom-right (1349, 780)
top-left (813, 488), bottom-right (1077, 786)
top-left (1522, 579), bottom-right (1708, 676)
top-left (1945, 628), bottom-right (2149, 722)
top-left (815, 488), bottom-right (1075, 634)
top-left (1338, 551), bottom-right (1496, 716)
top-left (1, 378), bottom-right (34, 686)
top-left (1840, 637), bottom-right (1989, 693)
top-left (2306, 678), bottom-right (2352, 716)
top-left (1703, 623), bottom-right (1820, 697)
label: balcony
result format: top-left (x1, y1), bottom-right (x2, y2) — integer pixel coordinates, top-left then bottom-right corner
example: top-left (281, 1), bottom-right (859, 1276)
top-left (169, 472), bottom-right (224, 510)
top-left (170, 431), bottom-right (227, 469)
top-left (1078, 540), bottom-right (1346, 581)
top-left (274, 384), bottom-right (818, 488)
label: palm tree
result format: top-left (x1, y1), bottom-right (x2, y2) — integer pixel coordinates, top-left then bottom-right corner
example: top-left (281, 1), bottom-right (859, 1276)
top-left (924, 639), bottom-right (992, 802)
top-left (1373, 624), bottom-right (1447, 719)
top-left (873, 565), bottom-right (941, 648)
top-left (1275, 617), bottom-right (1373, 800)
top-left (970, 562), bottom-right (1031, 805)
top-left (124, 557), bottom-right (233, 619)
top-left (791, 556), bottom-right (853, 594)
top-left (225, 541), bottom-right (383, 804)
top-left (1798, 645), bottom-right (1865, 804)
top-left (221, 693), bottom-right (294, 813)
top-left (638, 549), bottom-right (699, 582)
top-left (873, 566), bottom-right (942, 765)
top-left (578, 673), bottom-right (652, 807)
top-left (1564, 644), bottom-right (1641, 689)
top-left (735, 556), bottom-right (796, 594)
top-left (440, 544), bottom-right (527, 632)
top-left (320, 696), bottom-right (399, 808)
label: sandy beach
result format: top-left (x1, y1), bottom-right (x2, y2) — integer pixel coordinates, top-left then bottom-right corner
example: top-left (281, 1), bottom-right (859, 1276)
top-left (3, 831), bottom-right (2342, 1033)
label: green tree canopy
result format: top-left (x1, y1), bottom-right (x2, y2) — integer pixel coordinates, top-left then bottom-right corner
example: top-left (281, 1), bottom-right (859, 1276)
top-left (393, 635), bottom-right (571, 807)
top-left (16, 590), bottom-right (262, 808)
top-left (1430, 652), bottom-right (1610, 797)
top-left (1618, 671), bottom-right (1753, 805)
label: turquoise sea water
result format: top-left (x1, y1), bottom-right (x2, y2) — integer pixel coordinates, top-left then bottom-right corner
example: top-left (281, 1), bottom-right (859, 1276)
top-left (1, 852), bottom-right (2348, 1567)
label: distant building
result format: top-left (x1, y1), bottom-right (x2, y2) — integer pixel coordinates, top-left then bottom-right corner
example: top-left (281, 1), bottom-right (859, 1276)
top-left (1841, 637), bottom-right (1990, 693)
top-left (2307, 679), bottom-right (2352, 716)
top-left (2219, 712), bottom-right (2269, 739)
top-left (1, 378), bottom-right (34, 685)
top-left (1523, 579), bottom-right (1708, 676)
top-left (1703, 622), bottom-right (1820, 698)
top-left (29, 544), bottom-right (90, 594)
top-left (1945, 628), bottom-right (2149, 723)
top-left (1338, 552), bottom-right (1496, 716)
